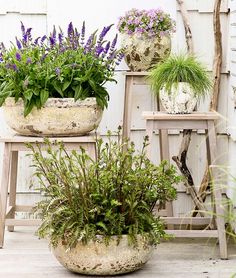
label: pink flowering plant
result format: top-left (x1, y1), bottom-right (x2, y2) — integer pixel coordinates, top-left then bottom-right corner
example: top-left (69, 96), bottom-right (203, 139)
top-left (0, 22), bottom-right (124, 116)
top-left (117, 8), bottom-right (175, 38)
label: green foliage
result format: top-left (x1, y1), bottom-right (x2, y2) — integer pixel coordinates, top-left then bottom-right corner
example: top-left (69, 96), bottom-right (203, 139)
top-left (27, 129), bottom-right (181, 249)
top-left (148, 53), bottom-right (212, 98)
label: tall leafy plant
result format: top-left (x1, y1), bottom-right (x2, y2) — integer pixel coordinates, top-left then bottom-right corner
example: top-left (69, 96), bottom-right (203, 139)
top-left (0, 22), bottom-right (124, 116)
top-left (27, 129), bottom-right (180, 249)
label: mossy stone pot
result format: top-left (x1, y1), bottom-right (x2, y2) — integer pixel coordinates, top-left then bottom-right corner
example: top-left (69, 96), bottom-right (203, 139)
top-left (2, 97), bottom-right (103, 136)
top-left (121, 33), bottom-right (171, 72)
top-left (159, 82), bottom-right (197, 114)
top-left (52, 235), bottom-right (154, 276)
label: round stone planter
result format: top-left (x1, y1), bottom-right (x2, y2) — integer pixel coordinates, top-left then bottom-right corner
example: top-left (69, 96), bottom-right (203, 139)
top-left (52, 235), bottom-right (154, 276)
top-left (121, 33), bottom-right (171, 72)
top-left (159, 82), bottom-right (197, 114)
top-left (3, 97), bottom-right (103, 136)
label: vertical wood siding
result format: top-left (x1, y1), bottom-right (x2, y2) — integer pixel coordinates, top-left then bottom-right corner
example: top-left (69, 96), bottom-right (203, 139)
top-left (0, 0), bottom-right (233, 218)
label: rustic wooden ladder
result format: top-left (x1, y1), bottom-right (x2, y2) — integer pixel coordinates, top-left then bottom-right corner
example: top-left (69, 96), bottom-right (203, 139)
top-left (0, 134), bottom-right (96, 248)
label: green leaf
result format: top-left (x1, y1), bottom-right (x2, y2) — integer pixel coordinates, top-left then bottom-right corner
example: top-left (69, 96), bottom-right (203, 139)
top-left (24, 89), bottom-right (33, 101)
top-left (74, 84), bottom-right (83, 101)
top-left (96, 222), bottom-right (108, 232)
top-left (24, 100), bottom-right (35, 117)
top-left (62, 80), bottom-right (71, 92)
top-left (40, 89), bottom-right (49, 106)
top-left (52, 81), bottom-right (64, 97)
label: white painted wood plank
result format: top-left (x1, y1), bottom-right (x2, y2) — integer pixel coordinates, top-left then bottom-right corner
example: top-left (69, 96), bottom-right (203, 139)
top-left (0, 0), bottom-right (47, 14)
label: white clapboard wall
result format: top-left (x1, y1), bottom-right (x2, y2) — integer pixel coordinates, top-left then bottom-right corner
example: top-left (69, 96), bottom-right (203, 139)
top-left (0, 0), bottom-right (234, 218)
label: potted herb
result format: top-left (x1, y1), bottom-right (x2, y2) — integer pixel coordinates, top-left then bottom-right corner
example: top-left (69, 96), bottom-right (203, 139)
top-left (148, 54), bottom-right (212, 114)
top-left (117, 8), bottom-right (175, 71)
top-left (0, 22), bottom-right (124, 136)
top-left (28, 129), bottom-right (180, 275)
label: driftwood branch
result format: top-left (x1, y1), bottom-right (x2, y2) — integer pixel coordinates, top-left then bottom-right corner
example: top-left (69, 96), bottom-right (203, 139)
top-left (174, 0), bottom-right (208, 214)
top-left (210, 0), bottom-right (223, 111)
top-left (192, 0), bottom-right (223, 215)
top-left (176, 0), bottom-right (194, 54)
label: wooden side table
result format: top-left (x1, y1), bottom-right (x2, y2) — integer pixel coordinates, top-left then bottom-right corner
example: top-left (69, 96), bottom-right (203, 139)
top-left (0, 134), bottom-right (96, 248)
top-left (142, 111), bottom-right (228, 259)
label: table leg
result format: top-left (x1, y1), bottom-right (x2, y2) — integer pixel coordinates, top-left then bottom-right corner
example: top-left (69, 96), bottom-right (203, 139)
top-left (8, 151), bottom-right (18, 232)
top-left (122, 75), bottom-right (133, 139)
top-left (207, 120), bottom-right (227, 259)
top-left (0, 143), bottom-right (12, 248)
top-left (145, 120), bottom-right (154, 160)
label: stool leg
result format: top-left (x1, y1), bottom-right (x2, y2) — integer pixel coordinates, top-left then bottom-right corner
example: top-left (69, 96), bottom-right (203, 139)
top-left (145, 120), bottom-right (154, 160)
top-left (0, 143), bottom-right (12, 248)
top-left (86, 142), bottom-right (96, 161)
top-left (8, 151), bottom-right (18, 232)
top-left (159, 129), bottom-right (174, 229)
top-left (207, 120), bottom-right (227, 259)
top-left (122, 75), bottom-right (133, 139)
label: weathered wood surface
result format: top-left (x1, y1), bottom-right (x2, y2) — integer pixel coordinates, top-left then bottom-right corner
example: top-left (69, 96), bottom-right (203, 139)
top-left (1, 228), bottom-right (236, 278)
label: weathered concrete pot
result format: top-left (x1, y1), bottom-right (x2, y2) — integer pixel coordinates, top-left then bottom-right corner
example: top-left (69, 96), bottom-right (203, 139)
top-left (52, 235), bottom-right (154, 275)
top-left (122, 34), bottom-right (171, 72)
top-left (3, 97), bottom-right (103, 136)
top-left (159, 82), bottom-right (197, 114)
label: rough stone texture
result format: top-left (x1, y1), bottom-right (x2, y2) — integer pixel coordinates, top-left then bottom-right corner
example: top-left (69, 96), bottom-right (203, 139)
top-left (52, 235), bottom-right (154, 276)
top-left (3, 97), bottom-right (103, 136)
top-left (121, 34), bottom-right (171, 72)
top-left (159, 82), bottom-right (197, 114)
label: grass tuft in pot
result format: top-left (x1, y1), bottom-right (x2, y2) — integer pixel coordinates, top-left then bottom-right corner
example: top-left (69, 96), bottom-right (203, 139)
top-left (148, 53), bottom-right (212, 98)
top-left (27, 128), bottom-right (181, 250)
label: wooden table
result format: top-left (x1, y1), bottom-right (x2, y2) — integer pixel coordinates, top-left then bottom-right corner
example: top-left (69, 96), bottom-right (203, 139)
top-left (0, 134), bottom-right (96, 248)
top-left (142, 111), bottom-right (228, 259)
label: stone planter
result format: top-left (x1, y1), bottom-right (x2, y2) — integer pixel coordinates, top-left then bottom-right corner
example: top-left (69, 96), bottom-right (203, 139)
top-left (52, 235), bottom-right (154, 275)
top-left (3, 97), bottom-right (103, 136)
top-left (159, 82), bottom-right (197, 114)
top-left (121, 33), bottom-right (171, 72)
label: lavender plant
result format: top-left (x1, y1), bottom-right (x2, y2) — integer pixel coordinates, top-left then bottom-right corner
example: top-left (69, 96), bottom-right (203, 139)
top-left (0, 22), bottom-right (124, 116)
top-left (117, 8), bottom-right (176, 38)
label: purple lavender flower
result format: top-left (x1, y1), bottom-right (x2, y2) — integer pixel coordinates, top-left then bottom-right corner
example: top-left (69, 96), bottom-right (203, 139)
top-left (98, 25), bottom-right (112, 42)
top-left (67, 22), bottom-right (74, 37)
top-left (58, 32), bottom-right (63, 44)
top-left (104, 42), bottom-right (110, 54)
top-left (26, 57), bottom-right (32, 64)
top-left (15, 37), bottom-right (22, 49)
top-left (109, 34), bottom-right (117, 52)
top-left (34, 37), bottom-right (41, 45)
top-left (22, 33), bottom-right (28, 45)
top-left (26, 28), bottom-right (32, 41)
top-left (49, 36), bottom-right (56, 47)
top-left (80, 21), bottom-right (85, 45)
top-left (21, 21), bottom-right (26, 36)
top-left (84, 32), bottom-right (95, 53)
top-left (96, 46), bottom-right (104, 56)
top-left (52, 25), bottom-right (57, 40)
top-left (15, 52), bottom-right (21, 61)
top-left (0, 53), bottom-right (3, 62)
top-left (12, 64), bottom-right (18, 71)
top-left (55, 67), bottom-right (60, 76)
top-left (41, 35), bottom-right (47, 45)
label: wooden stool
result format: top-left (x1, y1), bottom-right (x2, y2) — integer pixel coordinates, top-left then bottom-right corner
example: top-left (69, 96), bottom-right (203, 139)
top-left (142, 111), bottom-right (228, 259)
top-left (0, 134), bottom-right (96, 248)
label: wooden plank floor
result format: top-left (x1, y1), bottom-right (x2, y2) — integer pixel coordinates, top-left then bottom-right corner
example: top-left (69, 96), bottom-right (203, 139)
top-left (0, 228), bottom-right (236, 278)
